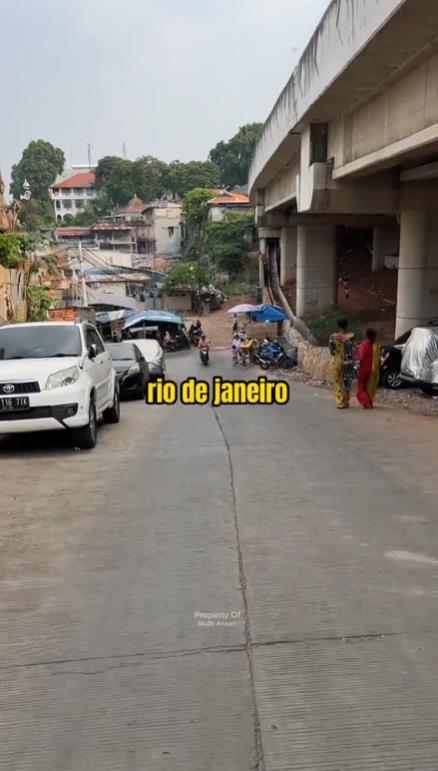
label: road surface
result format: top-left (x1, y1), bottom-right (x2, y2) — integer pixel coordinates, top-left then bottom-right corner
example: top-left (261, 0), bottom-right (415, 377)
top-left (1, 350), bottom-right (438, 770)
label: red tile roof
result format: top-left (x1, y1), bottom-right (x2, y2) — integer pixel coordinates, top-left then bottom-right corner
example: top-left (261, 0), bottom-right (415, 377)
top-left (52, 172), bottom-right (95, 190)
top-left (208, 191), bottom-right (250, 206)
top-left (57, 227), bottom-right (92, 236)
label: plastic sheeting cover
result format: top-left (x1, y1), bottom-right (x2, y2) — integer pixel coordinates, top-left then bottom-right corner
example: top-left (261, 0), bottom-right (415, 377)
top-left (401, 327), bottom-right (438, 383)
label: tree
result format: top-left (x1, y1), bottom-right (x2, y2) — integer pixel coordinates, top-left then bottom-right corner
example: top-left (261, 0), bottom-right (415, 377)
top-left (209, 123), bottom-right (264, 188)
top-left (0, 234), bottom-right (22, 268)
top-left (182, 188), bottom-right (215, 230)
top-left (0, 234), bottom-right (58, 319)
top-left (165, 161), bottom-right (220, 199)
top-left (98, 158), bottom-right (136, 207)
top-left (181, 188), bottom-right (216, 261)
top-left (10, 140), bottom-right (65, 201)
top-left (133, 156), bottom-right (168, 201)
top-left (95, 156), bottom-right (124, 189)
top-left (19, 198), bottom-right (55, 231)
top-left (205, 212), bottom-right (255, 277)
top-left (164, 260), bottom-right (211, 296)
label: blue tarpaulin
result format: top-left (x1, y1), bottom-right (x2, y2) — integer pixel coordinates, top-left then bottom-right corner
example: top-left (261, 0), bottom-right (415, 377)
top-left (251, 305), bottom-right (288, 323)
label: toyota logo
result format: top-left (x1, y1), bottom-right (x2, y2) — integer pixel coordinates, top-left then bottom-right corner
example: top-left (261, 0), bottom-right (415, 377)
top-left (2, 384), bottom-right (15, 394)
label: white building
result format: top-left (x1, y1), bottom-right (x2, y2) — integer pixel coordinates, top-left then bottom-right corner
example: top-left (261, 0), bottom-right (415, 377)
top-left (50, 170), bottom-right (96, 223)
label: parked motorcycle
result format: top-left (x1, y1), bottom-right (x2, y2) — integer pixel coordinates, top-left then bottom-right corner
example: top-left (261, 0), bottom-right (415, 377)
top-left (257, 341), bottom-right (297, 370)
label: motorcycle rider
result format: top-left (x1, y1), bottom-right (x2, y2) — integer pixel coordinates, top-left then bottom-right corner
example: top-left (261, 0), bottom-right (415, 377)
top-left (198, 333), bottom-right (210, 365)
top-left (189, 319), bottom-right (203, 346)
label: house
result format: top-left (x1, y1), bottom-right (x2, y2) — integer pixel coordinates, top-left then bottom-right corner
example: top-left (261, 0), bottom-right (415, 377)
top-left (207, 190), bottom-right (252, 222)
top-left (103, 197), bottom-right (183, 258)
top-left (49, 170), bottom-right (96, 223)
top-left (56, 226), bottom-right (93, 244)
top-left (54, 195), bottom-right (183, 259)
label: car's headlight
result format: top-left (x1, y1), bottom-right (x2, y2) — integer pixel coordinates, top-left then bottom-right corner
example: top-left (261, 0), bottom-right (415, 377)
top-left (127, 363), bottom-right (140, 376)
top-left (46, 366), bottom-right (80, 390)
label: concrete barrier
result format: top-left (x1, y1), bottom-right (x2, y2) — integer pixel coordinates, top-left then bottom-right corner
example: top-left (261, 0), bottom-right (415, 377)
top-left (285, 322), bottom-right (334, 383)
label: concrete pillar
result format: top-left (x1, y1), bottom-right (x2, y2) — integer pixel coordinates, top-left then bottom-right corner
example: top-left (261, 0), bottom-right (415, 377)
top-left (395, 211), bottom-right (438, 337)
top-left (259, 237), bottom-right (267, 287)
top-left (296, 225), bottom-right (338, 317)
top-left (280, 227), bottom-right (297, 285)
top-left (372, 225), bottom-right (399, 272)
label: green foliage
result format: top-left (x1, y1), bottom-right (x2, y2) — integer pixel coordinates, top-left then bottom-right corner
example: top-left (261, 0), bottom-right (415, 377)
top-left (182, 188), bottom-right (215, 230)
top-left (19, 198), bottom-right (55, 231)
top-left (25, 284), bottom-right (56, 321)
top-left (10, 140), bottom-right (65, 201)
top-left (209, 123), bottom-right (264, 188)
top-left (205, 212), bottom-right (255, 277)
top-left (165, 161), bottom-right (219, 199)
top-left (133, 156), bottom-right (169, 201)
top-left (164, 261), bottom-right (211, 295)
top-left (0, 234), bottom-right (22, 267)
top-left (304, 306), bottom-right (363, 346)
top-left (95, 155), bottom-right (220, 209)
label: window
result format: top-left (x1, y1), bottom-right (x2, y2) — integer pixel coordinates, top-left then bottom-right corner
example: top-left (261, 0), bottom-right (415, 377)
top-left (86, 327), bottom-right (105, 354)
top-left (168, 226), bottom-right (175, 237)
top-left (75, 200), bottom-right (84, 209)
top-left (55, 201), bottom-right (61, 209)
top-left (0, 325), bottom-right (82, 359)
top-left (63, 200), bottom-right (72, 210)
top-left (73, 188), bottom-right (84, 195)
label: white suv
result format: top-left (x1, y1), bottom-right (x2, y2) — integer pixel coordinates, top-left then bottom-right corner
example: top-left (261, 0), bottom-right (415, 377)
top-left (0, 321), bottom-right (120, 449)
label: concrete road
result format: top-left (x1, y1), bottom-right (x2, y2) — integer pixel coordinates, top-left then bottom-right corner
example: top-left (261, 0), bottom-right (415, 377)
top-left (1, 350), bottom-right (438, 770)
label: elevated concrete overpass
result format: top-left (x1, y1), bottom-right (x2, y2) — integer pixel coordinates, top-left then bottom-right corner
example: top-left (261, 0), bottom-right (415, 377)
top-left (249, 0), bottom-right (438, 335)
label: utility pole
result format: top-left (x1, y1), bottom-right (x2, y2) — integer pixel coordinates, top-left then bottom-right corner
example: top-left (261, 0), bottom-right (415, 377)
top-left (78, 241), bottom-right (88, 308)
top-left (152, 251), bottom-right (156, 309)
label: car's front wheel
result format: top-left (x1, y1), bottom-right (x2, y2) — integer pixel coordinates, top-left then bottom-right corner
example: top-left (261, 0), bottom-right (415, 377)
top-left (71, 398), bottom-right (98, 450)
top-left (382, 368), bottom-right (403, 390)
top-left (104, 386), bottom-right (120, 424)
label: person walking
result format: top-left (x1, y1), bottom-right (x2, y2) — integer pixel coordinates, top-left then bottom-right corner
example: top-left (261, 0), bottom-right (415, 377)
top-left (356, 328), bottom-right (381, 409)
top-left (329, 319), bottom-right (355, 409)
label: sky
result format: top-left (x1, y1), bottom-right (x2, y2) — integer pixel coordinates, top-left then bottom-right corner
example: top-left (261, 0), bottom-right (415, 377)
top-left (1, 0), bottom-right (329, 190)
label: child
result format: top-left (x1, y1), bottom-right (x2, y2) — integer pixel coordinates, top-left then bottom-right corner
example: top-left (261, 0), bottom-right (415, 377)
top-left (232, 334), bottom-right (241, 366)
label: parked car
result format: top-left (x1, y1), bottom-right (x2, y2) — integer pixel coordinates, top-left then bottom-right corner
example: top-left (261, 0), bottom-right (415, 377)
top-left (0, 321), bottom-right (120, 449)
top-left (380, 332), bottom-right (410, 389)
top-left (380, 320), bottom-right (438, 389)
top-left (400, 326), bottom-right (438, 393)
top-left (123, 338), bottom-right (165, 380)
top-left (107, 342), bottom-right (150, 399)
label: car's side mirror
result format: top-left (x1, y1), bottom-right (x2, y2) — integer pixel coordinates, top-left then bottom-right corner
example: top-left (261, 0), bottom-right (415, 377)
top-left (88, 343), bottom-right (98, 360)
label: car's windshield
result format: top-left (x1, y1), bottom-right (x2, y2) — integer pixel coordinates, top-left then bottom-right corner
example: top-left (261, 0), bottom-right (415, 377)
top-left (0, 326), bottom-right (82, 360)
top-left (108, 344), bottom-right (136, 361)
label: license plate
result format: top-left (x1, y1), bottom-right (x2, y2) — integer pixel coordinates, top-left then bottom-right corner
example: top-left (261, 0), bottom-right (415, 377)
top-left (0, 396), bottom-right (30, 412)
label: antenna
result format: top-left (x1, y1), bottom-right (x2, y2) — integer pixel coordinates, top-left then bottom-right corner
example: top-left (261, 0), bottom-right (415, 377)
top-left (122, 142), bottom-right (127, 159)
top-left (88, 143), bottom-right (92, 168)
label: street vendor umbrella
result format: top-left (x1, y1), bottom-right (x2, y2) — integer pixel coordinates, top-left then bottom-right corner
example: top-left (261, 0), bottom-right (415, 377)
top-left (227, 304), bottom-right (259, 315)
top-left (123, 310), bottom-right (183, 329)
top-left (251, 304), bottom-right (288, 323)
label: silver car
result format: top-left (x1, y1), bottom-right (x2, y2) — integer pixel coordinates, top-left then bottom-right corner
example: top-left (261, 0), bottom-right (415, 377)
top-left (123, 338), bottom-right (165, 380)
